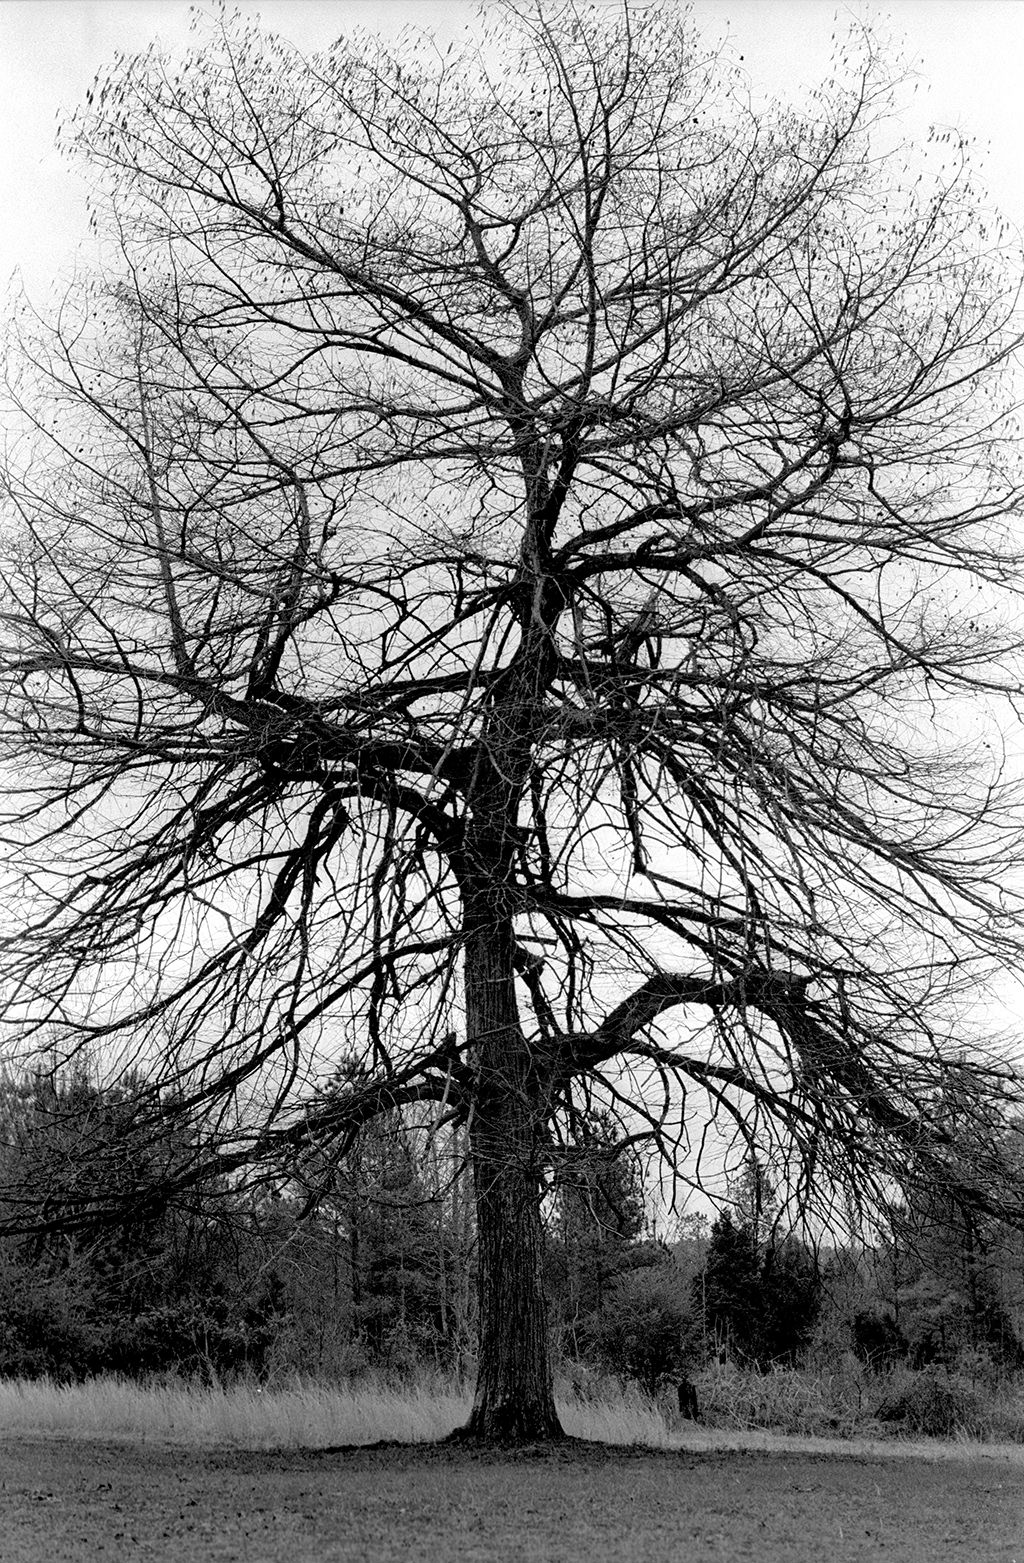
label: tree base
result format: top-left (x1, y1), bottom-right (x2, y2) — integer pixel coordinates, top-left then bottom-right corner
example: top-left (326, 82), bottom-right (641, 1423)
top-left (446, 1402), bottom-right (568, 1446)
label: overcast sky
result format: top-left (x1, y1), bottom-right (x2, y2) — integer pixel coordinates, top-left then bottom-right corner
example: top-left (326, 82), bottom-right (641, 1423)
top-left (0, 0), bottom-right (1023, 302)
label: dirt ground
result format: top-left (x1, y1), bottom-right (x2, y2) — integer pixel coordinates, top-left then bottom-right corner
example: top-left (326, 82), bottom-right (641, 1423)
top-left (0, 1435), bottom-right (1021, 1563)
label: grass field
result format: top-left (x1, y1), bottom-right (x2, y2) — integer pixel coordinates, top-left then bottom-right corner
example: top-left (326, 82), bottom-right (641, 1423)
top-left (1, 1434), bottom-right (1022, 1563)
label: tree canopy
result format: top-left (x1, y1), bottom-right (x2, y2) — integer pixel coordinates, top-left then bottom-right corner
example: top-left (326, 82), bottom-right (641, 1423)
top-left (2, 0), bottom-right (1024, 1439)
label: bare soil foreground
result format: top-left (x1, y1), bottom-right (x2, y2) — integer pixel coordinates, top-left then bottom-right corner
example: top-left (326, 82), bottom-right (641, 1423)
top-left (0, 1436), bottom-right (1021, 1563)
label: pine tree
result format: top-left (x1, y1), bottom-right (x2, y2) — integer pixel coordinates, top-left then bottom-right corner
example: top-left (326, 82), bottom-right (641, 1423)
top-left (700, 1211), bottom-right (763, 1363)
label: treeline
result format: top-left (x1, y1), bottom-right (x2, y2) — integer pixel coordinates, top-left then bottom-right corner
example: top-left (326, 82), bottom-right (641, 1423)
top-left (1, 1067), bottom-right (1022, 1387)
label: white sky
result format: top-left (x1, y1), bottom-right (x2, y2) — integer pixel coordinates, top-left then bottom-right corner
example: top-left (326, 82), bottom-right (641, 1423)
top-left (0, 0), bottom-right (1023, 300)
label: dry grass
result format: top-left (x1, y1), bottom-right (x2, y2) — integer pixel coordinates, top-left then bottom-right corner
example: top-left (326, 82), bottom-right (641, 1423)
top-left (0, 1371), bottom-right (693, 1450)
top-left (0, 1373), bottom-right (471, 1448)
top-left (0, 1371), bottom-right (708, 1449)
top-left (1, 1367), bottom-right (1022, 1459)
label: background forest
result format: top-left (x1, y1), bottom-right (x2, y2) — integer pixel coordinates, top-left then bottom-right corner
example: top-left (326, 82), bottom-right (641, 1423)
top-left (2, 1064), bottom-right (1022, 1440)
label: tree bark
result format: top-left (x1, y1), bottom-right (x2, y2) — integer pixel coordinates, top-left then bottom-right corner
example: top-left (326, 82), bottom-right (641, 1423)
top-left (450, 913), bottom-right (564, 1442)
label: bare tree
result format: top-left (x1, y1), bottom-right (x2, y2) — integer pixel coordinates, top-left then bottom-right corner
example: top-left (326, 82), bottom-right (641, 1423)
top-left (2, 2), bottom-right (1024, 1440)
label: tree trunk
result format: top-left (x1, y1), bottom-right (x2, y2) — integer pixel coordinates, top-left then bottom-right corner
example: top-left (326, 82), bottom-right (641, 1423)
top-left (450, 914), bottom-right (564, 1443)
